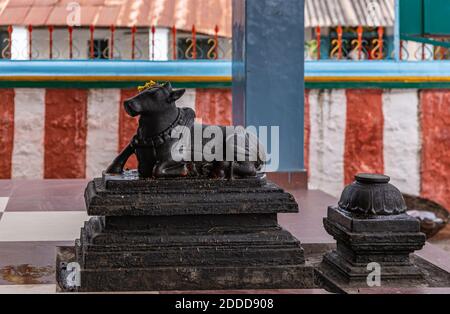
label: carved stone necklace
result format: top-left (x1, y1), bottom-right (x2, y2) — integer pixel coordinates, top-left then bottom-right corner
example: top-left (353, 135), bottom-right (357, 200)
top-left (132, 108), bottom-right (195, 150)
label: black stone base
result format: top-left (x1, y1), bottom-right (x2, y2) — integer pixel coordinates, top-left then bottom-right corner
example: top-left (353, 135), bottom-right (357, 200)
top-left (321, 251), bottom-right (423, 282)
top-left (56, 172), bottom-right (307, 292)
top-left (314, 251), bottom-right (450, 294)
top-left (320, 206), bottom-right (426, 285)
top-left (57, 246), bottom-right (313, 292)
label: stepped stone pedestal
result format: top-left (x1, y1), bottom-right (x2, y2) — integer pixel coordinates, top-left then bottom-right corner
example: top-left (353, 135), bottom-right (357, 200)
top-left (317, 174), bottom-right (427, 289)
top-left (322, 207), bottom-right (426, 281)
top-left (56, 171), bottom-right (309, 292)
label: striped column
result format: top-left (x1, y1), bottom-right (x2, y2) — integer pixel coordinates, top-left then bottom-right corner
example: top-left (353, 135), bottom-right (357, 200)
top-left (303, 89), bottom-right (310, 176)
top-left (86, 89), bottom-right (120, 178)
top-left (195, 89), bottom-right (232, 125)
top-left (0, 89), bottom-right (15, 179)
top-left (420, 90), bottom-right (450, 210)
top-left (12, 89), bottom-right (46, 179)
top-left (44, 89), bottom-right (88, 179)
top-left (308, 89), bottom-right (347, 197)
top-left (344, 89), bottom-right (384, 185)
top-left (383, 89), bottom-right (421, 196)
top-left (119, 89), bottom-right (139, 170)
top-left (306, 89), bottom-right (425, 202)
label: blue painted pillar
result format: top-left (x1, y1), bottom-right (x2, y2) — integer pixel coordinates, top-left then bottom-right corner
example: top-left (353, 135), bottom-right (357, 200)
top-left (394, 0), bottom-right (401, 61)
top-left (232, 0), bottom-right (305, 172)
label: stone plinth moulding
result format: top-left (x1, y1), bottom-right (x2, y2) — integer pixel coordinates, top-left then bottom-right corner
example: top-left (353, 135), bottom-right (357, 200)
top-left (56, 171), bottom-right (309, 292)
top-left (319, 174), bottom-right (427, 287)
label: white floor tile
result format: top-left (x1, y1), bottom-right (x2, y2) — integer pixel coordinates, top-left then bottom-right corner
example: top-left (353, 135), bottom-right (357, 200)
top-left (0, 284), bottom-right (56, 294)
top-left (0, 197), bottom-right (8, 212)
top-left (0, 211), bottom-right (89, 242)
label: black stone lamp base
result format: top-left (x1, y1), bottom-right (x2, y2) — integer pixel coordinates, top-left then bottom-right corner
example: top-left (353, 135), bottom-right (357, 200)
top-left (56, 172), bottom-right (309, 292)
top-left (320, 206), bottom-right (426, 284)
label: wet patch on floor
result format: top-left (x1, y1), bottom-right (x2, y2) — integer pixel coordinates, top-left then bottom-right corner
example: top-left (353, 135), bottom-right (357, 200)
top-left (0, 264), bottom-right (54, 285)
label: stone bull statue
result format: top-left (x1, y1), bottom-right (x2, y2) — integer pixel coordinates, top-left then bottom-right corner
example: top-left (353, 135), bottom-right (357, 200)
top-left (106, 81), bottom-right (266, 178)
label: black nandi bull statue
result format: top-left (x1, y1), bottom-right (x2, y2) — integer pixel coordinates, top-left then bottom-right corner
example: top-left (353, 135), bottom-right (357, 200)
top-left (106, 81), bottom-right (266, 179)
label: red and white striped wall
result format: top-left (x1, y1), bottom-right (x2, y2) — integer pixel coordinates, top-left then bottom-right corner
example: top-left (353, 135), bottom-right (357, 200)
top-left (0, 87), bottom-right (449, 211)
top-left (0, 88), bottom-right (232, 179)
top-left (305, 88), bottom-right (450, 212)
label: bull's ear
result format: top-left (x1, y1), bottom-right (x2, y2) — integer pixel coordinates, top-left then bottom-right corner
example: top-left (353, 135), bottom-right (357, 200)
top-left (162, 82), bottom-right (173, 91)
top-left (169, 89), bottom-right (186, 102)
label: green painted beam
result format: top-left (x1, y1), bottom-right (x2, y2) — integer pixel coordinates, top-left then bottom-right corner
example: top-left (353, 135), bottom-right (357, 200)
top-left (3, 80), bottom-right (449, 89)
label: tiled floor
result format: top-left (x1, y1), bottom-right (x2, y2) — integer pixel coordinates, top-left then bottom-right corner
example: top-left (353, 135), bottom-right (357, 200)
top-left (0, 179), bottom-right (448, 294)
top-left (0, 212), bottom-right (89, 242)
top-left (0, 284), bottom-right (56, 294)
top-left (0, 198), bottom-right (8, 212)
top-left (0, 179), bottom-right (338, 293)
top-left (4, 180), bottom-right (88, 212)
top-left (0, 180), bottom-right (92, 292)
top-left (0, 197), bottom-right (8, 221)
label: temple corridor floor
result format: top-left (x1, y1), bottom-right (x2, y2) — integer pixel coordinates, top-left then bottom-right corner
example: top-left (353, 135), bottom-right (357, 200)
top-left (0, 180), bottom-right (449, 294)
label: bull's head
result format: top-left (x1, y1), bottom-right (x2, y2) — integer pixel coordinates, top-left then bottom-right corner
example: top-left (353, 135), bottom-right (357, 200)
top-left (123, 82), bottom-right (185, 117)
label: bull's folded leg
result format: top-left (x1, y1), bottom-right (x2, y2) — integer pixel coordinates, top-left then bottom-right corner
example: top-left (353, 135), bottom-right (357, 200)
top-left (106, 142), bottom-right (135, 174)
top-left (153, 161), bottom-right (189, 178)
top-left (232, 162), bottom-right (257, 178)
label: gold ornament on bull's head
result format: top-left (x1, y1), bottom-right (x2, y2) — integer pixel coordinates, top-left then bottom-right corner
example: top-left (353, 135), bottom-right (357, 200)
top-left (138, 80), bottom-right (159, 92)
